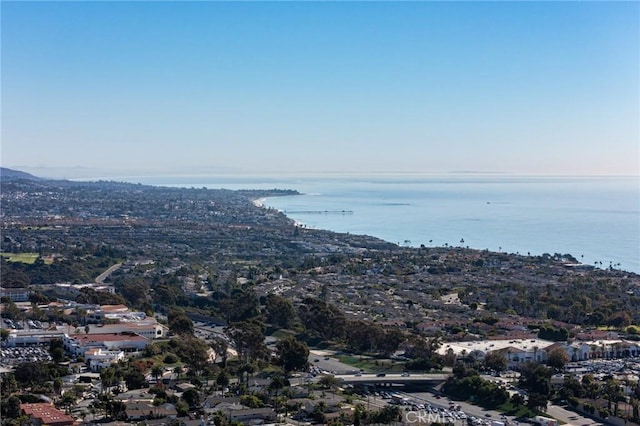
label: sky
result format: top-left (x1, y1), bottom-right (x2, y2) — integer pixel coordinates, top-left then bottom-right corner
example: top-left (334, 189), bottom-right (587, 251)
top-left (1, 1), bottom-right (639, 179)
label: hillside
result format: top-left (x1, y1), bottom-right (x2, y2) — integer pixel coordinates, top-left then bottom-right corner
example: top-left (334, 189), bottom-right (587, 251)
top-left (0, 167), bottom-right (44, 182)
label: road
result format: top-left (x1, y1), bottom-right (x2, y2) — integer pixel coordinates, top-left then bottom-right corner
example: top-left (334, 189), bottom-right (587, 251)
top-left (403, 391), bottom-right (603, 426)
top-left (308, 350), bottom-right (360, 375)
top-left (335, 372), bottom-right (449, 385)
top-left (545, 404), bottom-right (604, 426)
top-left (94, 263), bottom-right (122, 283)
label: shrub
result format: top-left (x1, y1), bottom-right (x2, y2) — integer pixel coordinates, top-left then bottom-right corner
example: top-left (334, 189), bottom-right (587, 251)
top-left (163, 353), bottom-right (179, 364)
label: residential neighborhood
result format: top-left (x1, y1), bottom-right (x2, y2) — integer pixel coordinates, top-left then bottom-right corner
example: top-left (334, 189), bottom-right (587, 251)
top-left (1, 176), bottom-right (639, 426)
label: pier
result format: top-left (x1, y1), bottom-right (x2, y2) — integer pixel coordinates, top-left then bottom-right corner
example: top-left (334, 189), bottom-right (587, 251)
top-left (285, 210), bottom-right (354, 215)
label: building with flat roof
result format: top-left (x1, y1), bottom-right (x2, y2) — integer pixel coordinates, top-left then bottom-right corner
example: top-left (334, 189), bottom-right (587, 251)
top-left (0, 287), bottom-right (30, 302)
top-left (3, 329), bottom-right (67, 347)
top-left (64, 332), bottom-right (150, 358)
top-left (84, 347), bottom-right (126, 371)
top-left (437, 338), bottom-right (640, 368)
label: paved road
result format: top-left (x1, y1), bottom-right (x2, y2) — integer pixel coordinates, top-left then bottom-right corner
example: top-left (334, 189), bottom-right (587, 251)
top-left (404, 391), bottom-right (603, 426)
top-left (545, 404), bottom-right (604, 426)
top-left (308, 350), bottom-right (360, 375)
top-left (335, 372), bottom-right (449, 385)
top-left (94, 263), bottom-right (122, 283)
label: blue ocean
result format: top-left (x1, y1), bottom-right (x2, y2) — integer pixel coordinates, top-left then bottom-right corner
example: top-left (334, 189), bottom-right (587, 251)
top-left (137, 175), bottom-right (640, 274)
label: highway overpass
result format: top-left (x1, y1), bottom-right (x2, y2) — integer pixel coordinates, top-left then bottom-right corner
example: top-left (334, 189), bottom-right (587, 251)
top-left (334, 373), bottom-right (449, 387)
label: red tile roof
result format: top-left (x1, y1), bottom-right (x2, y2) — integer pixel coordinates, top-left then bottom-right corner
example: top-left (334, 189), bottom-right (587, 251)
top-left (21, 403), bottom-right (77, 426)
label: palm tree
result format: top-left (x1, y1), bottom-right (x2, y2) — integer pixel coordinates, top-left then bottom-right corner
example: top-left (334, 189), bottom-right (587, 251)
top-left (237, 363), bottom-right (254, 392)
top-left (151, 365), bottom-right (164, 383)
top-left (53, 377), bottom-right (62, 397)
top-left (100, 368), bottom-right (115, 394)
top-left (269, 375), bottom-right (289, 414)
top-left (174, 365), bottom-right (183, 381)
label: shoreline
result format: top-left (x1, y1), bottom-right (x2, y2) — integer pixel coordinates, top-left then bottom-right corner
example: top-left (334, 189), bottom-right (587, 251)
top-left (254, 191), bottom-right (639, 275)
top-left (254, 196), bottom-right (312, 230)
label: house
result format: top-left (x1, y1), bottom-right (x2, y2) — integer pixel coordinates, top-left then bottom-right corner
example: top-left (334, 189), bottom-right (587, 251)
top-left (228, 407), bottom-right (277, 423)
top-left (125, 401), bottom-right (177, 421)
top-left (201, 396), bottom-right (241, 412)
top-left (20, 402), bottom-right (77, 426)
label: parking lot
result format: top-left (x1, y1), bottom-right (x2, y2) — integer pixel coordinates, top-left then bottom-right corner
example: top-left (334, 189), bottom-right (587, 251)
top-left (0, 345), bottom-right (52, 366)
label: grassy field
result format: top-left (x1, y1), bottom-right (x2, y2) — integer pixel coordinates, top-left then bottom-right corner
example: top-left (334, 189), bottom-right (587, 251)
top-left (0, 252), bottom-right (40, 264)
top-left (335, 354), bottom-right (406, 373)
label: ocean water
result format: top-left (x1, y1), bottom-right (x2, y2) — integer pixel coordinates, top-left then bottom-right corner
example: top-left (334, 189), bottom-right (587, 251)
top-left (137, 175), bottom-right (640, 274)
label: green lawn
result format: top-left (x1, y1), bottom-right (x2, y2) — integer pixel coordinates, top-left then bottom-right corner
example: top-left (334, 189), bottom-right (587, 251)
top-left (0, 252), bottom-right (40, 264)
top-left (334, 354), bottom-right (405, 373)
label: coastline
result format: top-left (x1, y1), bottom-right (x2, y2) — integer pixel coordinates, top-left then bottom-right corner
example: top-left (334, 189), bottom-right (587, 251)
top-left (256, 178), bottom-right (640, 275)
top-left (254, 196), bottom-right (312, 230)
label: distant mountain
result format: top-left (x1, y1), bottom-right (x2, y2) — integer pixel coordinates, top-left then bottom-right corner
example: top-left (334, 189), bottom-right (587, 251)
top-left (0, 167), bottom-right (45, 182)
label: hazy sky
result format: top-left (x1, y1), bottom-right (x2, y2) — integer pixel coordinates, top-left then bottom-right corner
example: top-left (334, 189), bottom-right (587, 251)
top-left (2, 1), bottom-right (638, 178)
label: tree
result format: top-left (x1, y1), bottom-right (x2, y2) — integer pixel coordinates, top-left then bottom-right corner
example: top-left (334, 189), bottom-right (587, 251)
top-left (100, 368), bottom-right (116, 394)
top-left (226, 320), bottom-right (268, 363)
top-left (168, 309), bottom-right (194, 336)
top-left (603, 378), bottom-right (623, 414)
top-left (219, 288), bottom-right (260, 322)
top-left (369, 405), bottom-right (402, 424)
top-left (318, 375), bottom-right (340, 390)
top-left (1, 395), bottom-right (22, 419)
top-left (2, 300), bottom-right (23, 321)
top-left (59, 391), bottom-right (79, 414)
top-left (275, 336), bottom-right (309, 373)
top-left (264, 294), bottom-right (297, 329)
top-left (483, 351), bottom-right (507, 373)
top-left (607, 311), bottom-right (632, 329)
top-left (124, 368), bottom-right (147, 390)
top-left (53, 377), bottom-right (63, 395)
top-left (173, 366), bottom-right (183, 381)
top-left (211, 337), bottom-right (228, 367)
top-left (151, 365), bottom-right (164, 383)
top-left (14, 362), bottom-right (68, 387)
top-left (519, 362), bottom-right (552, 412)
top-left (49, 338), bottom-right (66, 363)
top-left (240, 394), bottom-right (264, 408)
top-left (546, 347), bottom-right (570, 371)
top-left (182, 388), bottom-right (200, 408)
top-left (297, 297), bottom-right (346, 341)
top-left (216, 370), bottom-right (230, 396)
top-left (237, 363), bottom-right (255, 391)
top-left (268, 374), bottom-right (290, 413)
top-left (171, 336), bottom-right (210, 377)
